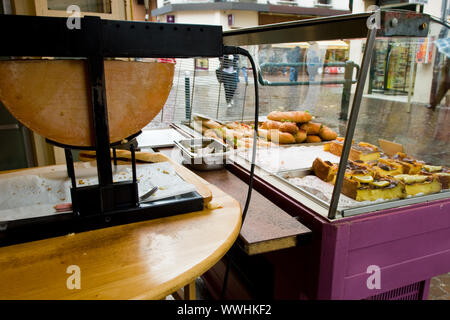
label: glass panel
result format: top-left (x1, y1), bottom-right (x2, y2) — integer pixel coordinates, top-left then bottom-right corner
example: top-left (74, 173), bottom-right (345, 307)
top-left (147, 16), bottom-right (449, 220)
top-left (335, 19), bottom-right (450, 217)
top-left (47, 0), bottom-right (112, 13)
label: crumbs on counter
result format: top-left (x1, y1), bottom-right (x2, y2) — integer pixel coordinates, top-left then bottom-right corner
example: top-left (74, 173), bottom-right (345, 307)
top-left (206, 201), bottom-right (222, 210)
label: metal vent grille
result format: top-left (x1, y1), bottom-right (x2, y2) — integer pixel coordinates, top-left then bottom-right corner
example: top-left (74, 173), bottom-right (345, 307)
top-left (366, 281), bottom-right (425, 300)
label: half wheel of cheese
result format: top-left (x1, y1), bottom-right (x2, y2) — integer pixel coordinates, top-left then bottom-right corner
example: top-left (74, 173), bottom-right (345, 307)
top-left (0, 59), bottom-right (174, 147)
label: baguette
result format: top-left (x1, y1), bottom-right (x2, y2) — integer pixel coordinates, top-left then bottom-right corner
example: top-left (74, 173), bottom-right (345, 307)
top-left (267, 110), bottom-right (312, 123)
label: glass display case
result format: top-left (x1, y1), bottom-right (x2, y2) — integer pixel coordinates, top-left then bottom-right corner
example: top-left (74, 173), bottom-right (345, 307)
top-left (154, 10), bottom-right (450, 300)
top-left (162, 10), bottom-right (449, 221)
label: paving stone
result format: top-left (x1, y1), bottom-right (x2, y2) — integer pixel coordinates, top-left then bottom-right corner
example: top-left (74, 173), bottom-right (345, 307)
top-left (429, 285), bottom-right (447, 299)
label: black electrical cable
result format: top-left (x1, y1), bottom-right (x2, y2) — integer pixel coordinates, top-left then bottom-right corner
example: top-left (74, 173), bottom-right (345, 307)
top-left (220, 46), bottom-right (259, 299)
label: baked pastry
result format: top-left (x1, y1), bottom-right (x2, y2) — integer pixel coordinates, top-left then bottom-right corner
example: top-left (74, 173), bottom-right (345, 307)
top-left (312, 158), bottom-right (372, 184)
top-left (299, 122), bottom-right (321, 135)
top-left (203, 119), bottom-right (222, 129)
top-left (225, 121), bottom-right (240, 129)
top-left (267, 110), bottom-right (312, 123)
top-left (434, 172), bottom-right (450, 189)
top-left (279, 121), bottom-right (299, 134)
top-left (258, 128), bottom-right (296, 144)
top-left (342, 175), bottom-right (404, 201)
top-left (260, 120), bottom-right (281, 130)
top-left (351, 142), bottom-right (380, 161)
top-left (318, 126), bottom-right (338, 141)
top-left (306, 135), bottom-right (322, 143)
top-left (372, 158), bottom-right (404, 177)
top-left (293, 129), bottom-right (307, 143)
top-left (237, 137), bottom-right (273, 149)
top-left (204, 129), bottom-right (222, 141)
top-left (328, 140), bottom-right (380, 162)
top-left (312, 158), bottom-right (337, 182)
top-left (269, 129), bottom-right (296, 144)
top-left (421, 165), bottom-right (450, 189)
top-left (394, 174), bottom-right (441, 196)
top-left (392, 152), bottom-right (423, 174)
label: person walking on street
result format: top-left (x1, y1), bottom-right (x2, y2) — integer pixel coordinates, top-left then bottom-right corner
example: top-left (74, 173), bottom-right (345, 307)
top-left (217, 55), bottom-right (239, 108)
top-left (288, 46), bottom-right (301, 82)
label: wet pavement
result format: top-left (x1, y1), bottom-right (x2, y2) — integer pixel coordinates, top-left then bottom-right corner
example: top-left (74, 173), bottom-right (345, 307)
top-left (429, 273), bottom-right (450, 300)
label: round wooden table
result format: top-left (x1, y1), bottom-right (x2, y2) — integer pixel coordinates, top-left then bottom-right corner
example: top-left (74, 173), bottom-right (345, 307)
top-left (0, 164), bottom-right (242, 300)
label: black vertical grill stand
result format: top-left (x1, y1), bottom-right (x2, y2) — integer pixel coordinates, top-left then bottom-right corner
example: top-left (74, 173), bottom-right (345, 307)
top-left (0, 14), bottom-right (224, 245)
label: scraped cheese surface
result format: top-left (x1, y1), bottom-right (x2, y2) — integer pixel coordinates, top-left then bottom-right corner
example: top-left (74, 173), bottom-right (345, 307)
top-left (0, 163), bottom-right (196, 222)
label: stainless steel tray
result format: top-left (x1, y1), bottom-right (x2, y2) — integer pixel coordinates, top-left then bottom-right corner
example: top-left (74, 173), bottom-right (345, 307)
top-left (274, 169), bottom-right (450, 218)
top-left (275, 168), bottom-right (337, 212)
top-left (174, 138), bottom-right (231, 171)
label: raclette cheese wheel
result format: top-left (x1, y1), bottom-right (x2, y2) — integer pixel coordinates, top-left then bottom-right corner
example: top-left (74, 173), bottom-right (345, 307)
top-left (0, 59), bottom-right (174, 147)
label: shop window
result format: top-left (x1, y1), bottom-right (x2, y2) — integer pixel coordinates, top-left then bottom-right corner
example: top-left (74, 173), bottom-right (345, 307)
top-left (47, 0), bottom-right (111, 13)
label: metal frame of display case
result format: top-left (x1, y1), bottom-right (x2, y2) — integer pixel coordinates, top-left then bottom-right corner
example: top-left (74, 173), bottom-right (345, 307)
top-left (213, 10), bottom-right (450, 300)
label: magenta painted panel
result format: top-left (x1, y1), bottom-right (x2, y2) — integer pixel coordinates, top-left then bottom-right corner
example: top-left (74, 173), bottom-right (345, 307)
top-left (346, 226), bottom-right (450, 276)
top-left (346, 199), bottom-right (450, 250)
top-left (319, 199), bottom-right (450, 299)
top-left (342, 249), bottom-right (450, 299)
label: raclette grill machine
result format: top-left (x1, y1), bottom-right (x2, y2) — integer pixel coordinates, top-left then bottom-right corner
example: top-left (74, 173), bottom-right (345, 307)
top-left (0, 14), bottom-right (227, 245)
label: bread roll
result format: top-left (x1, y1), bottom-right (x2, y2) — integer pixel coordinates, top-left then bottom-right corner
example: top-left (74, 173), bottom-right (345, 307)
top-left (306, 135), bottom-right (322, 143)
top-left (294, 129), bottom-right (307, 143)
top-left (204, 129), bottom-right (222, 140)
top-left (318, 126), bottom-right (338, 141)
top-left (257, 128), bottom-right (295, 144)
top-left (268, 129), bottom-right (296, 144)
top-left (226, 122), bottom-right (240, 129)
top-left (258, 128), bottom-right (270, 141)
top-left (300, 122), bottom-right (322, 135)
top-left (279, 121), bottom-right (299, 134)
top-left (267, 111), bottom-right (312, 123)
top-left (261, 120), bottom-right (281, 130)
top-left (203, 119), bottom-right (222, 129)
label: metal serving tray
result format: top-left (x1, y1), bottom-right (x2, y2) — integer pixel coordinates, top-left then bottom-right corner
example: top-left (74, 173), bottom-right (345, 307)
top-left (275, 169), bottom-right (450, 218)
top-left (275, 168), bottom-right (338, 212)
top-left (174, 138), bottom-right (232, 171)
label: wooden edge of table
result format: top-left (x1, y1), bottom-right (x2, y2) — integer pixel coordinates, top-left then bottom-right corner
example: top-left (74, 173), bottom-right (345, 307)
top-left (148, 184), bottom-right (242, 300)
